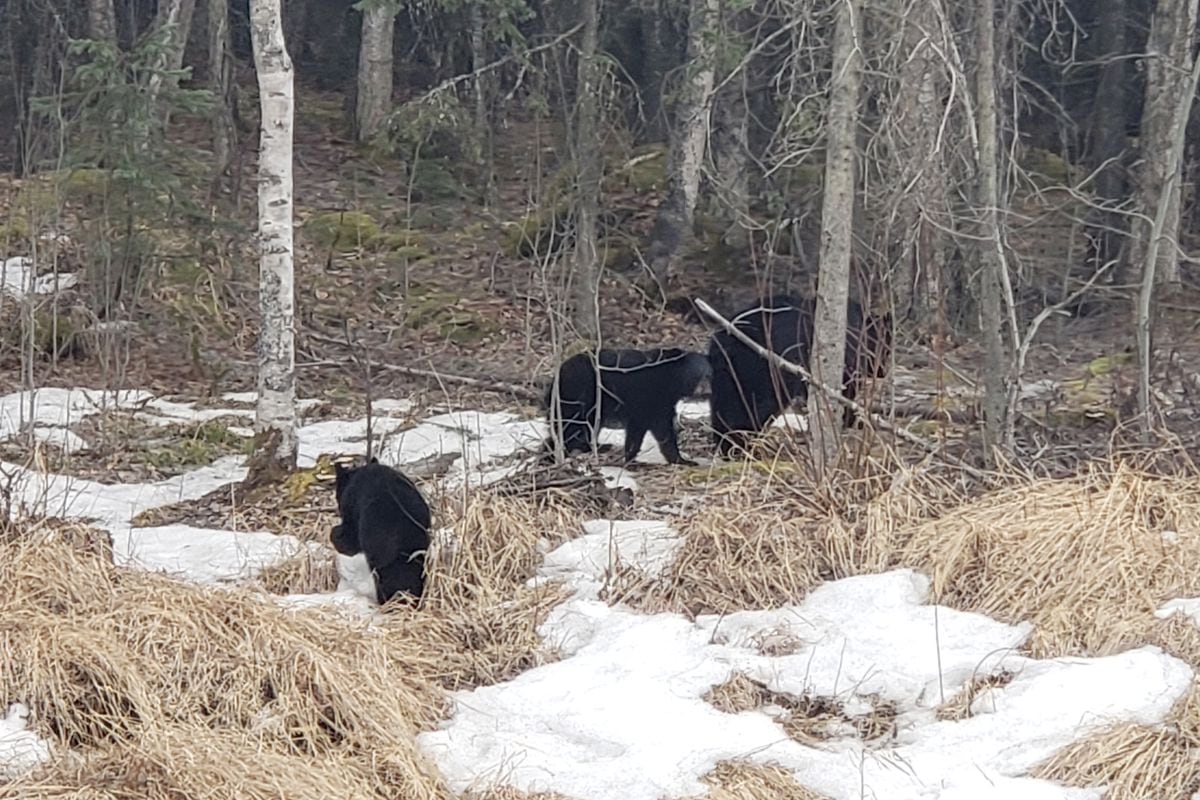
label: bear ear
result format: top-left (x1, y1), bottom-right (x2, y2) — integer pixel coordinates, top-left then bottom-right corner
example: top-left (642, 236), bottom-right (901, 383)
top-left (334, 462), bottom-right (352, 480)
top-left (368, 456), bottom-right (380, 465)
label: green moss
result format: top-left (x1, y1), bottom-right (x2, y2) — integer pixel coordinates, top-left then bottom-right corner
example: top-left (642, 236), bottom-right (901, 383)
top-left (142, 420), bottom-right (249, 471)
top-left (376, 229), bottom-right (430, 259)
top-left (502, 204), bottom-right (573, 258)
top-left (1019, 148), bottom-right (1078, 186)
top-left (403, 285), bottom-right (499, 344)
top-left (409, 159), bottom-right (468, 202)
top-left (615, 143), bottom-right (667, 194)
top-left (1086, 352), bottom-right (1132, 377)
top-left (304, 211), bottom-right (382, 250)
top-left (60, 168), bottom-right (112, 203)
top-left (0, 216), bottom-right (32, 242)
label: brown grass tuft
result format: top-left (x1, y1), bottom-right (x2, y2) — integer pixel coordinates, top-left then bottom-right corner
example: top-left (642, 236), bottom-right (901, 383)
top-left (694, 761), bottom-right (832, 800)
top-left (0, 487), bottom-right (584, 799)
top-left (1031, 683), bottom-right (1200, 799)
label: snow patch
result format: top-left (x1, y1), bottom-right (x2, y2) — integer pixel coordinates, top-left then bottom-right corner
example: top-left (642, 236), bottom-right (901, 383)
top-left (0, 703), bottom-right (51, 779)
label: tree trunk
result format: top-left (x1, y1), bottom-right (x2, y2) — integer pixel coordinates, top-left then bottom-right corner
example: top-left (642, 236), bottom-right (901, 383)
top-left (1135, 39), bottom-right (1200, 435)
top-left (707, 5), bottom-right (750, 251)
top-left (208, 0), bottom-right (237, 190)
top-left (355, 2), bottom-right (397, 142)
top-left (807, 0), bottom-right (862, 476)
top-left (158, 0), bottom-right (199, 73)
top-left (88, 0), bottom-right (118, 45)
top-left (470, 0), bottom-right (496, 206)
top-left (975, 0), bottom-right (1009, 460)
top-left (1130, 0), bottom-right (1197, 287)
top-left (890, 0), bottom-right (947, 320)
top-left (1087, 0), bottom-right (1128, 281)
top-left (249, 0), bottom-right (298, 472)
top-left (645, 0), bottom-right (719, 286)
top-left (572, 0), bottom-right (602, 339)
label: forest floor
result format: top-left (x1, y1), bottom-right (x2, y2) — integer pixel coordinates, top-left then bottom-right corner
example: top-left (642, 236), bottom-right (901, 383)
top-left (3, 83), bottom-right (1200, 800)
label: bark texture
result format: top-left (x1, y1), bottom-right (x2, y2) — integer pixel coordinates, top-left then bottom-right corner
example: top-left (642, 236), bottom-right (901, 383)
top-left (1130, 0), bottom-right (1197, 286)
top-left (208, 0), bottom-right (236, 184)
top-left (250, 0), bottom-right (298, 469)
top-left (355, 3), bottom-right (398, 142)
top-left (1136, 39), bottom-right (1200, 433)
top-left (88, 0), bottom-right (118, 45)
top-left (572, 0), bottom-right (602, 338)
top-left (974, 0), bottom-right (1008, 459)
top-left (807, 0), bottom-right (862, 473)
top-left (646, 0), bottom-right (719, 284)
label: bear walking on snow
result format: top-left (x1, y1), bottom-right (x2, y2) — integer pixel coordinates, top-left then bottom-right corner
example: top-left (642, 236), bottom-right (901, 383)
top-left (543, 347), bottom-right (711, 466)
top-left (331, 458), bottom-right (432, 604)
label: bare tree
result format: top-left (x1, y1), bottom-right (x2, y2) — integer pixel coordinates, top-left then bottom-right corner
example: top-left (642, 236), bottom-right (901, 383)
top-left (1135, 36), bottom-right (1200, 435)
top-left (148, 0), bottom-right (198, 100)
top-left (355, 0), bottom-right (399, 142)
top-left (88, 0), bottom-right (118, 45)
top-left (1130, 0), bottom-right (1197, 287)
top-left (645, 0), bottom-right (719, 286)
top-left (1086, 0), bottom-right (1129, 283)
top-left (208, 0), bottom-right (237, 188)
top-left (469, 0), bottom-right (496, 205)
top-left (572, 0), bottom-right (602, 339)
top-left (973, 0), bottom-right (1008, 460)
top-left (887, 0), bottom-right (950, 319)
top-left (706, 4), bottom-right (751, 250)
top-left (249, 0), bottom-right (299, 475)
top-left (807, 0), bottom-right (862, 475)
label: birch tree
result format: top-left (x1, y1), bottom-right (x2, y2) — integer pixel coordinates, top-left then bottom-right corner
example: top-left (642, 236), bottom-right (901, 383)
top-left (88, 0), bottom-right (117, 45)
top-left (1129, 0), bottom-right (1197, 287)
top-left (807, 0), bottom-right (862, 475)
top-left (973, 0), bottom-right (1008, 460)
top-left (645, 0), bottom-right (719, 285)
top-left (249, 0), bottom-right (298, 473)
top-left (355, 0), bottom-right (400, 142)
top-left (572, 0), bottom-right (602, 338)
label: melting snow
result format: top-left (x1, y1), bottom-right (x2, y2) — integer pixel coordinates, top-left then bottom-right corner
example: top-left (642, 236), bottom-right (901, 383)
top-left (0, 703), bottom-right (51, 779)
top-left (1, 386), bottom-right (1193, 800)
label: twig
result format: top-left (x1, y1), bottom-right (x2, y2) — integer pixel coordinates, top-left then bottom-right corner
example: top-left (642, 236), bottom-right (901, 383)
top-left (694, 298), bottom-right (990, 481)
top-left (303, 331), bottom-right (541, 400)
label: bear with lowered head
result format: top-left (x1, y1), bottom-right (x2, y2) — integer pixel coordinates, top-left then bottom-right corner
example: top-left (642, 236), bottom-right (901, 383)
top-left (330, 457), bottom-right (432, 605)
top-left (543, 347), bottom-right (711, 466)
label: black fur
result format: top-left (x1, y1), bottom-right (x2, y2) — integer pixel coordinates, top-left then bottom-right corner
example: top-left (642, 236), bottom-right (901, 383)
top-left (331, 458), bottom-right (432, 605)
top-left (708, 295), bottom-right (892, 455)
top-left (543, 347), bottom-right (711, 466)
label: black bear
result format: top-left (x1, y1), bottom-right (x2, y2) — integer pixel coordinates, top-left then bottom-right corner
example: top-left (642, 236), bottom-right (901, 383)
top-left (543, 347), bottom-right (711, 466)
top-left (708, 295), bottom-right (892, 455)
top-left (330, 458), bottom-right (432, 605)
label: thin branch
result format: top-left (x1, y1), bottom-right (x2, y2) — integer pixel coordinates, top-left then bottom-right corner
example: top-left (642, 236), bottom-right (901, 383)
top-left (694, 298), bottom-right (990, 481)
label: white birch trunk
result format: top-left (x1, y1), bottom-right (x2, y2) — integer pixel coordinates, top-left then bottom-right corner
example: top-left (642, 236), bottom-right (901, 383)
top-left (807, 0), bottom-right (862, 474)
top-left (1131, 0), bottom-right (1197, 287)
top-left (355, 3), bottom-right (398, 142)
top-left (250, 0), bottom-right (298, 467)
top-left (88, 0), bottom-right (118, 45)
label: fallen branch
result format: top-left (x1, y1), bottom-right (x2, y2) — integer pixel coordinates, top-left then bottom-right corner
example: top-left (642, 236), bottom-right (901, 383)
top-left (694, 298), bottom-right (991, 481)
top-left (302, 332), bottom-right (542, 401)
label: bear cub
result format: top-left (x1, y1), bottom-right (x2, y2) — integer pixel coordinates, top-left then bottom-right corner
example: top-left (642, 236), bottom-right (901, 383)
top-left (543, 347), bottom-right (711, 466)
top-left (330, 457), bottom-right (432, 605)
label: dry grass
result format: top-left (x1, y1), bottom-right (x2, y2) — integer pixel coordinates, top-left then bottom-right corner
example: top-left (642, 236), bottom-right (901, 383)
top-left (693, 762), bottom-right (832, 800)
top-left (0, 489), bottom-right (577, 799)
top-left (6, 459), bottom-right (1200, 799)
top-left (632, 460), bottom-right (1200, 799)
